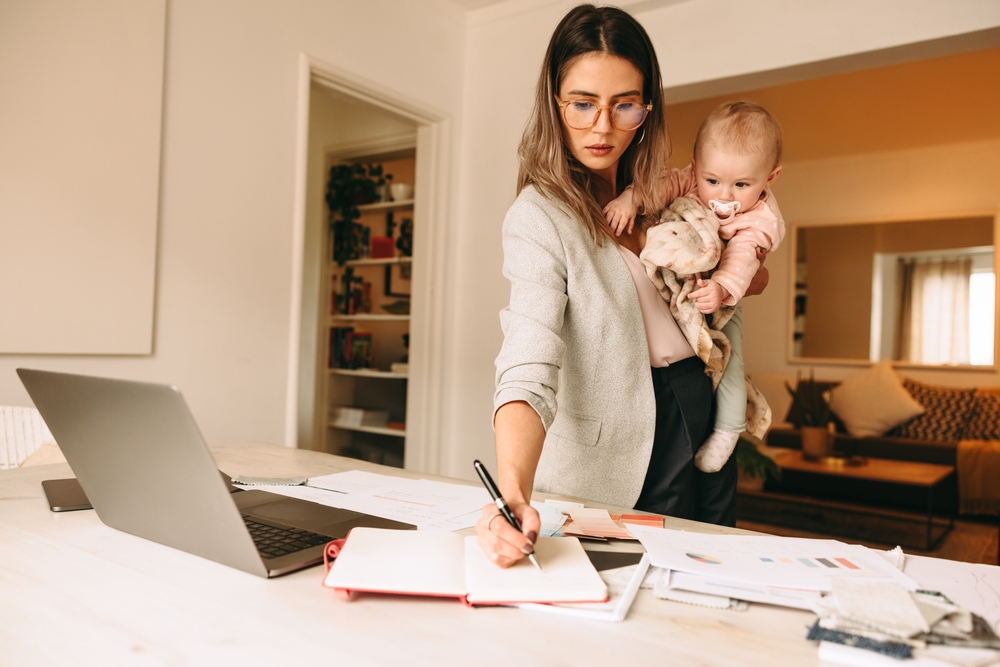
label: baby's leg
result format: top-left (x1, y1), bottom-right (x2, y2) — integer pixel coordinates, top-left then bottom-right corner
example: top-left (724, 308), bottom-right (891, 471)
top-left (695, 305), bottom-right (747, 473)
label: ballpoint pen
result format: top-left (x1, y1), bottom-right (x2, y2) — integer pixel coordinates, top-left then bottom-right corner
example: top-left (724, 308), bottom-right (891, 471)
top-left (473, 459), bottom-right (543, 572)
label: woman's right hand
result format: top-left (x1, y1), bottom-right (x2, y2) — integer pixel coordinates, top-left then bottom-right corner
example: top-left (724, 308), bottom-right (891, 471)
top-left (475, 500), bottom-right (541, 568)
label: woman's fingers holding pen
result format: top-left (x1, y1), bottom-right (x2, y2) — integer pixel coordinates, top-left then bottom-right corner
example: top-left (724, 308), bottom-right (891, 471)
top-left (475, 502), bottom-right (540, 568)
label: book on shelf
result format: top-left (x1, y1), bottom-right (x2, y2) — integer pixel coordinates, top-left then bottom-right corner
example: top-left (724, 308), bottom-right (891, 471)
top-left (322, 528), bottom-right (608, 606)
top-left (328, 326), bottom-right (353, 369)
top-left (328, 328), bottom-right (374, 370)
top-left (329, 407), bottom-right (389, 428)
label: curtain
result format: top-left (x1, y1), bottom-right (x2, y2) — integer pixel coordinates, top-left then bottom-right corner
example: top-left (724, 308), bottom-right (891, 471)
top-left (895, 257), bottom-right (972, 365)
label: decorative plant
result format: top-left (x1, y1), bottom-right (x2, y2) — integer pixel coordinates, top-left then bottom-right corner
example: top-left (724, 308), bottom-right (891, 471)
top-left (784, 369), bottom-right (833, 428)
top-left (325, 163), bottom-right (392, 265)
top-left (735, 437), bottom-right (781, 482)
top-left (395, 217), bottom-right (413, 258)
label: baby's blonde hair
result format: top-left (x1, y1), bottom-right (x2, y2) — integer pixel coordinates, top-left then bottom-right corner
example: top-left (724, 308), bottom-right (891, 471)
top-left (693, 101), bottom-right (782, 169)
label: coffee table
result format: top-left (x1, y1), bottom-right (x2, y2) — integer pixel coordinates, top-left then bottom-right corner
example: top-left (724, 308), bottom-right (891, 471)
top-left (754, 450), bottom-right (956, 551)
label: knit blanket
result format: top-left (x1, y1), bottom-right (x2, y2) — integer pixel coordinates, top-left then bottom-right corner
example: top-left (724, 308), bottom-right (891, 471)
top-left (957, 439), bottom-right (1000, 515)
top-left (640, 196), bottom-right (770, 438)
top-left (640, 197), bottom-right (736, 382)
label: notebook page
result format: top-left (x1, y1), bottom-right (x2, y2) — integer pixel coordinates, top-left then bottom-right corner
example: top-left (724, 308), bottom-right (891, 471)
top-left (463, 536), bottom-right (608, 605)
top-left (323, 528), bottom-right (466, 597)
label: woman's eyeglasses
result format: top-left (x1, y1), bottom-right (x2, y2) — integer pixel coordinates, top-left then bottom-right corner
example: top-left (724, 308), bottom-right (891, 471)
top-left (557, 98), bottom-right (652, 131)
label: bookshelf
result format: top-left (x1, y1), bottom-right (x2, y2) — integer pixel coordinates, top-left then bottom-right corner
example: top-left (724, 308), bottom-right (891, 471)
top-left (320, 151), bottom-right (415, 468)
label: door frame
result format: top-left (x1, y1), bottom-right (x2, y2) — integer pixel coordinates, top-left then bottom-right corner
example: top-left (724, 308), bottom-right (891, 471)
top-left (286, 53), bottom-right (450, 473)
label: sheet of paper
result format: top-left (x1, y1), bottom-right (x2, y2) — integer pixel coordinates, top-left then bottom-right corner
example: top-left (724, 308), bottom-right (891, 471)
top-left (323, 528), bottom-right (467, 597)
top-left (237, 470), bottom-right (491, 530)
top-left (903, 554), bottom-right (1000, 633)
top-left (463, 535), bottom-right (608, 605)
top-left (627, 525), bottom-right (918, 592)
top-left (532, 500), bottom-right (568, 537)
top-left (568, 508), bottom-right (634, 539)
top-left (663, 570), bottom-right (819, 610)
top-left (544, 498), bottom-right (584, 513)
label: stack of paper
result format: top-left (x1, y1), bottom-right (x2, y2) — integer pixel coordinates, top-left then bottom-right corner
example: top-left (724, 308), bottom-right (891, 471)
top-left (628, 525), bottom-right (920, 611)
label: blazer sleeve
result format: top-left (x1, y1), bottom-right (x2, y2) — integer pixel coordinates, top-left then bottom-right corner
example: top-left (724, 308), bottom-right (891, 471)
top-left (493, 195), bottom-right (569, 431)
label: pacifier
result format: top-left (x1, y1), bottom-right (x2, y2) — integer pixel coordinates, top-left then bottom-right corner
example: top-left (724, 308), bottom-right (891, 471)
top-left (708, 199), bottom-right (741, 221)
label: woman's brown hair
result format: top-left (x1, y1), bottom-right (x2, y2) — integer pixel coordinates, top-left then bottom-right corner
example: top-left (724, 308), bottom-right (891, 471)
top-left (517, 4), bottom-right (671, 244)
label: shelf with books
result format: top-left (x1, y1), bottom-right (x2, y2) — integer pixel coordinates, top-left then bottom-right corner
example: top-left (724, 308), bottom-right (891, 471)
top-left (320, 149), bottom-right (415, 469)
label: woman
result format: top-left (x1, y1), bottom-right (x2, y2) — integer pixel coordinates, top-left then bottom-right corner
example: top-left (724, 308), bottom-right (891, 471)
top-left (477, 4), bottom-right (746, 568)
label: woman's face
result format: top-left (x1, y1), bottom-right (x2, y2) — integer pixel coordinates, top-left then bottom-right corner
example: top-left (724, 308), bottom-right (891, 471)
top-left (557, 53), bottom-right (644, 185)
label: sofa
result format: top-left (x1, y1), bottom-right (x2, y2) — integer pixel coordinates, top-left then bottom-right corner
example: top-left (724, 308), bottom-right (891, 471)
top-left (748, 363), bottom-right (1000, 515)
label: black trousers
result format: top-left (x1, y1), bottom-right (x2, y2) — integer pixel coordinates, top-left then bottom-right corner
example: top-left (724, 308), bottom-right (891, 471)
top-left (634, 357), bottom-right (737, 527)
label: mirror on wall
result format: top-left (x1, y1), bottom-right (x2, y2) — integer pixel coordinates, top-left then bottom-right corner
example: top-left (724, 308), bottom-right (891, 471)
top-left (790, 214), bottom-right (997, 368)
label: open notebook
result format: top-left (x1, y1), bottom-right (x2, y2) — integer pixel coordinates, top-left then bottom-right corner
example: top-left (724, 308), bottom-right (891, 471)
top-left (322, 528), bottom-right (608, 606)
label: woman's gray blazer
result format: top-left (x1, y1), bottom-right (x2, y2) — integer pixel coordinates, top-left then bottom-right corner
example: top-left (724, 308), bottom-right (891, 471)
top-left (494, 185), bottom-right (657, 509)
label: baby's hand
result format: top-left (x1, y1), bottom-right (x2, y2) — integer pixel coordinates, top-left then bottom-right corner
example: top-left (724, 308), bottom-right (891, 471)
top-left (603, 190), bottom-right (637, 236)
top-left (687, 279), bottom-right (727, 314)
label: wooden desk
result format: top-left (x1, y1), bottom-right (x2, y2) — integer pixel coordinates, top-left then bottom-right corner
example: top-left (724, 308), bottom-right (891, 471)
top-left (770, 450), bottom-right (956, 550)
top-left (0, 442), bottom-right (982, 666)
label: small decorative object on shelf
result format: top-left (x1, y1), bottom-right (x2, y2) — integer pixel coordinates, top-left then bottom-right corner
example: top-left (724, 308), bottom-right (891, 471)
top-left (389, 182), bottom-right (413, 202)
top-left (334, 268), bottom-right (372, 315)
top-left (381, 300), bottom-right (410, 315)
top-left (326, 162), bottom-right (392, 265)
top-left (370, 236), bottom-right (394, 259)
top-left (396, 217), bottom-right (413, 258)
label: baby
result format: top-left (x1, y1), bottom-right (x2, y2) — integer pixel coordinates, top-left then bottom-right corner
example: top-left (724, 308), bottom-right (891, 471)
top-left (605, 101), bottom-right (785, 472)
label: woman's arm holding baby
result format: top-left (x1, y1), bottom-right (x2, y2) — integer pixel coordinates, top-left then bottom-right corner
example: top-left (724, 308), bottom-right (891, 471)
top-left (603, 165), bottom-right (697, 236)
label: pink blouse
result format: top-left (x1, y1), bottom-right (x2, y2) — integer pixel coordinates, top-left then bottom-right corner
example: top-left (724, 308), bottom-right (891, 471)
top-left (617, 245), bottom-right (696, 367)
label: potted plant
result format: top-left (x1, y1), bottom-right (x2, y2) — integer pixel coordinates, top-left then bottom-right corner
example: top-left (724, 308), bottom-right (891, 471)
top-left (784, 370), bottom-right (835, 461)
top-left (735, 437), bottom-right (781, 492)
top-left (325, 163), bottom-right (392, 265)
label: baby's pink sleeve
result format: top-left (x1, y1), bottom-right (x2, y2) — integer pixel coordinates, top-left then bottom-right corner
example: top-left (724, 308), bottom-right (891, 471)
top-left (656, 164), bottom-right (698, 207)
top-left (712, 193), bottom-right (785, 305)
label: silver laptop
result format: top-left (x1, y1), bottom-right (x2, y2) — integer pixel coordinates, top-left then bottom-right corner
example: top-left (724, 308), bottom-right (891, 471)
top-left (17, 368), bottom-right (413, 578)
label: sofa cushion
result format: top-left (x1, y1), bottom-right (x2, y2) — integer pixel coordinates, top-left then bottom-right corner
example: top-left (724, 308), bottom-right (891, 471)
top-left (826, 361), bottom-right (924, 437)
top-left (965, 389), bottom-right (1000, 441)
top-left (888, 379), bottom-right (977, 441)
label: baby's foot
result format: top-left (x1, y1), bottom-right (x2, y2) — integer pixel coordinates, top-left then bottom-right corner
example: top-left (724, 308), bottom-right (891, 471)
top-left (694, 430), bottom-right (740, 473)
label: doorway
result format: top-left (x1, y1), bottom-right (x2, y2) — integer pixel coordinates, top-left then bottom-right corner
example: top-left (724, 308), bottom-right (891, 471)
top-left (287, 55), bottom-right (449, 473)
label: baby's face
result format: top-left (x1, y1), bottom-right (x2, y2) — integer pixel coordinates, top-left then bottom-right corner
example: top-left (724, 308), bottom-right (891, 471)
top-left (692, 144), bottom-right (780, 221)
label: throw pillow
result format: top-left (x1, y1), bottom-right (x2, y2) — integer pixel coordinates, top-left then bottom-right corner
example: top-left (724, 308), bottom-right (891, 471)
top-left (888, 379), bottom-right (977, 441)
top-left (964, 389), bottom-right (1000, 441)
top-left (826, 361), bottom-right (924, 437)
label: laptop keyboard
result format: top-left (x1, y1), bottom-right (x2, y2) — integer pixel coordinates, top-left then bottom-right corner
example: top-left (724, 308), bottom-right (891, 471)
top-left (243, 517), bottom-right (331, 559)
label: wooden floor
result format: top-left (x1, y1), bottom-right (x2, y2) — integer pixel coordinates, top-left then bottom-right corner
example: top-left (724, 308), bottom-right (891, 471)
top-left (737, 492), bottom-right (998, 566)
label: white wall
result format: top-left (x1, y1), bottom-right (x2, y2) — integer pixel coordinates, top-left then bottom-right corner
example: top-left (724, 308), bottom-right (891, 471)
top-left (0, 0), bottom-right (165, 354)
top-left (441, 0), bottom-right (1000, 479)
top-left (0, 0), bottom-right (465, 449)
top-left (5, 0), bottom-right (1000, 477)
